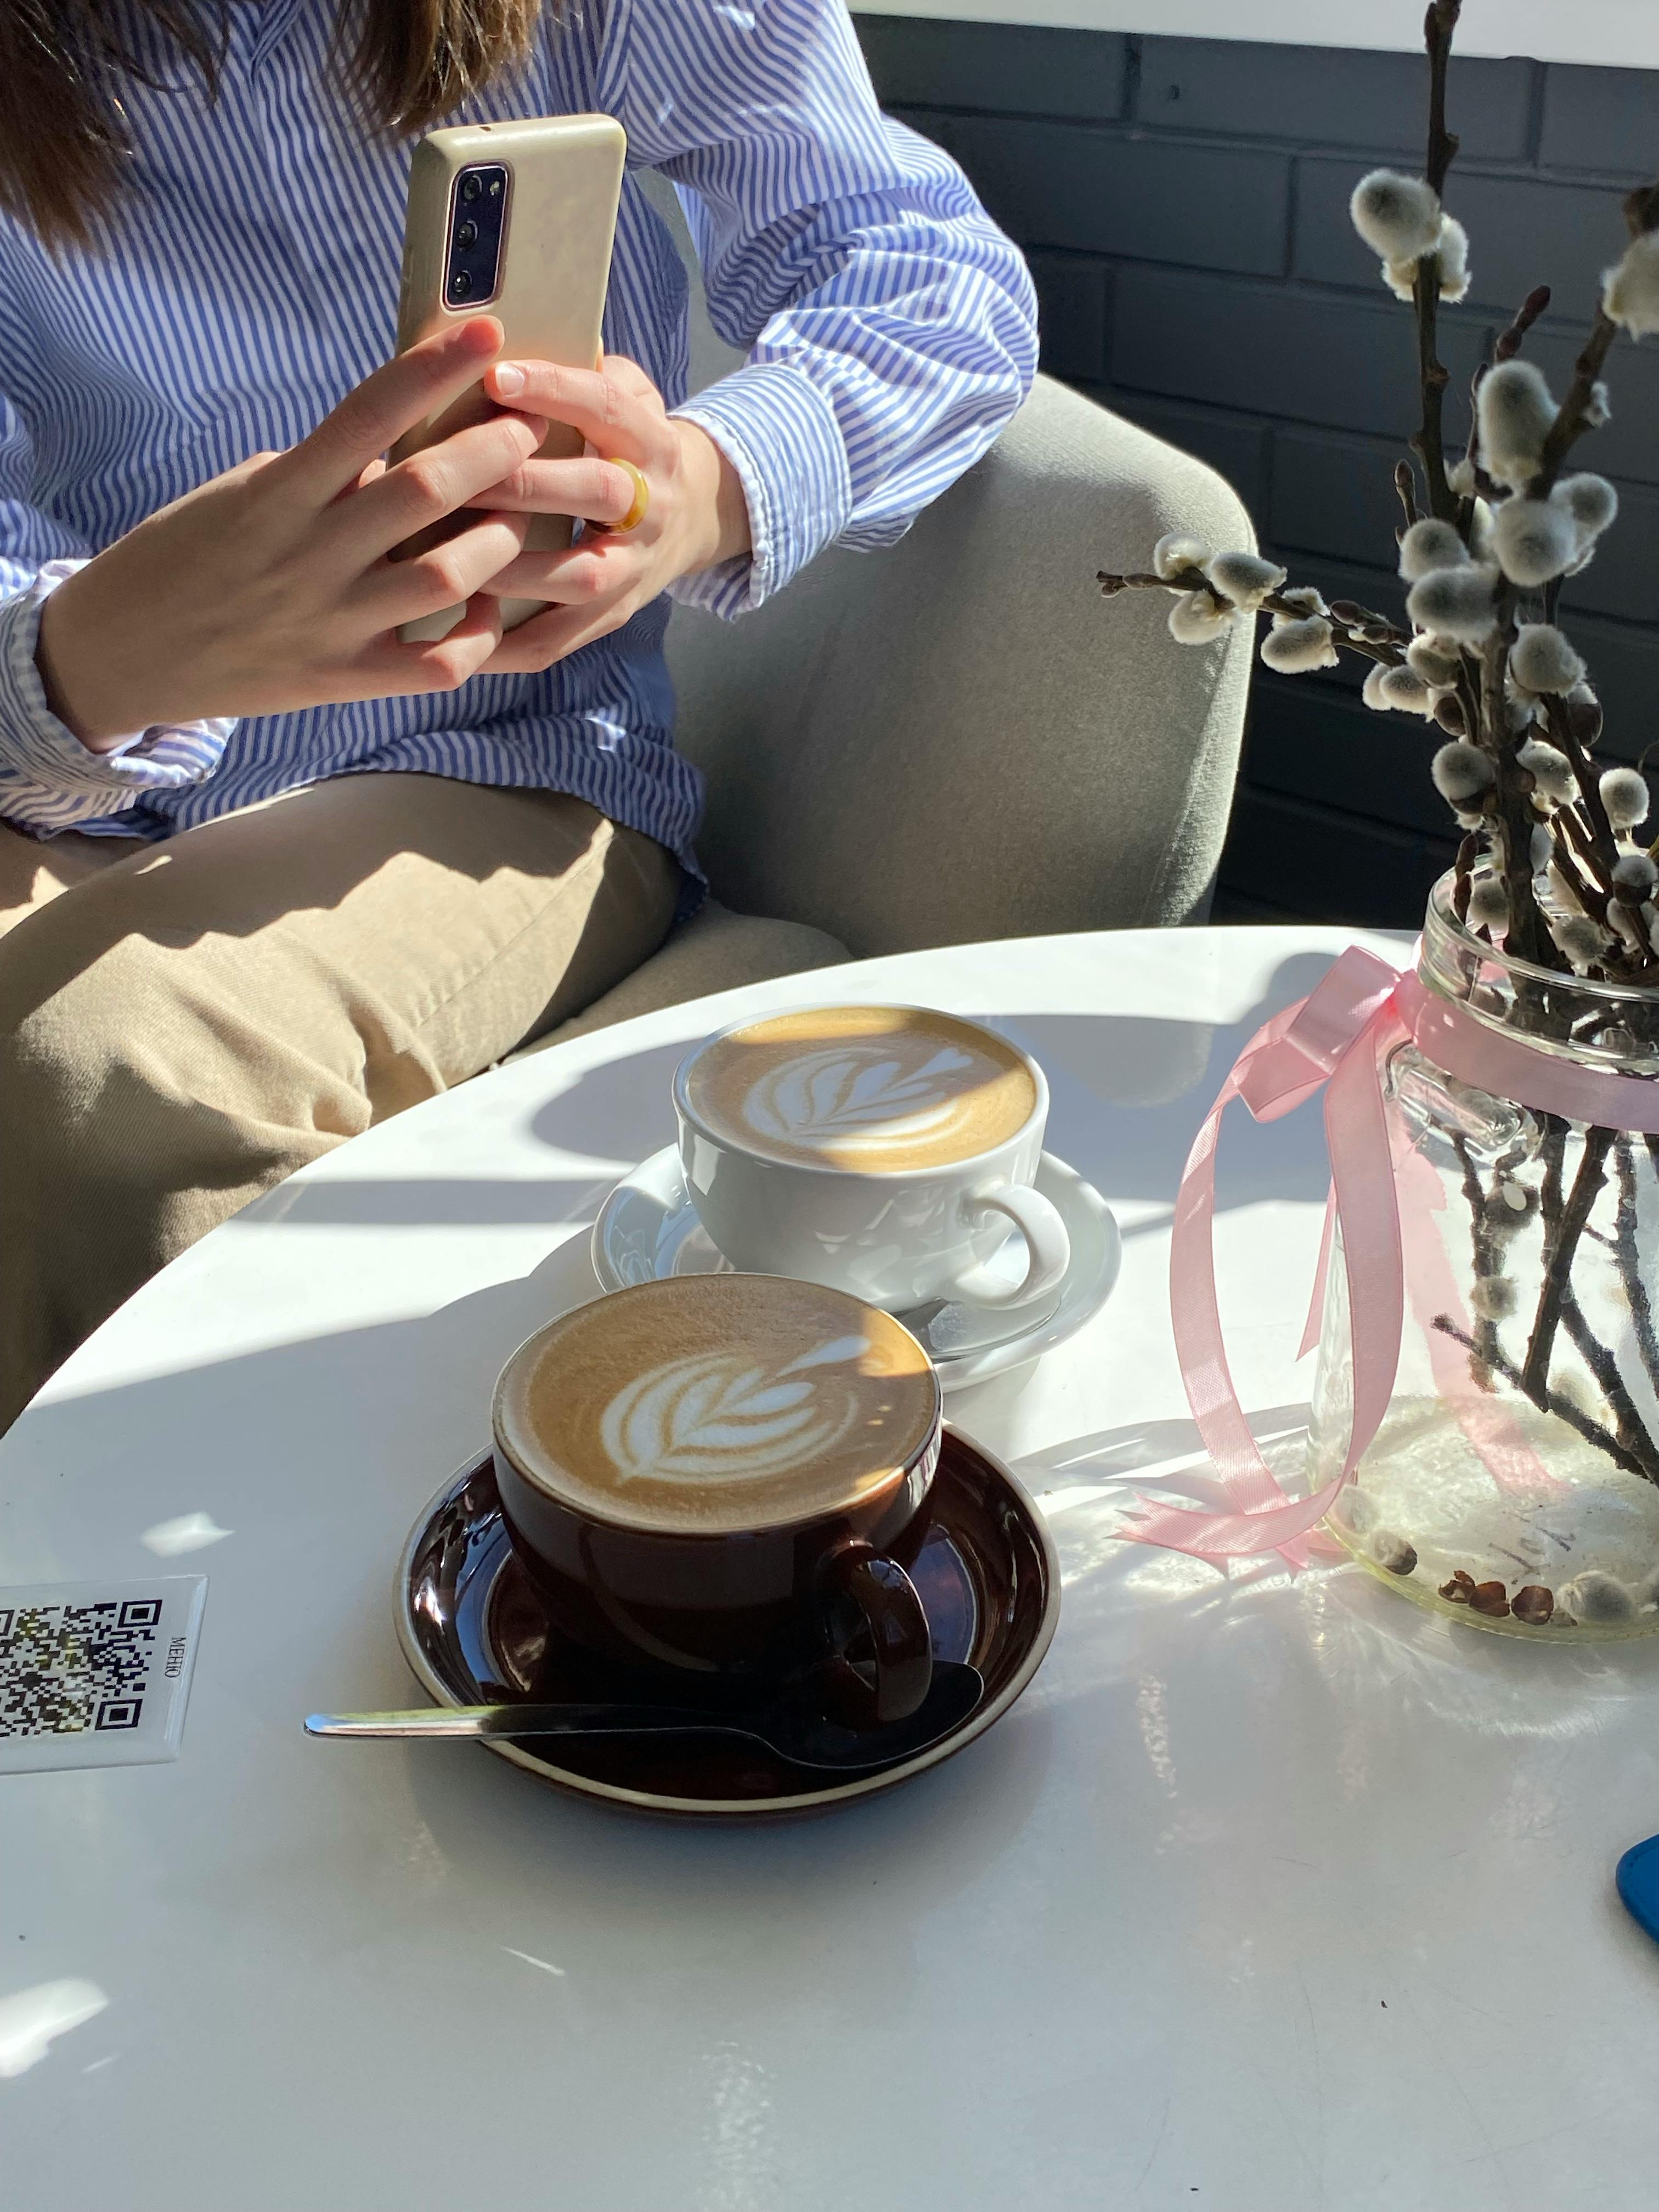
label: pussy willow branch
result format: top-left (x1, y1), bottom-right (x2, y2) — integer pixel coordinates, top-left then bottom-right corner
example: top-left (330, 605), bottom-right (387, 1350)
top-left (1480, 578), bottom-right (1554, 966)
top-left (1561, 1283), bottom-right (1659, 1482)
top-left (1413, 1), bottom-right (1463, 521)
top-left (1434, 1314), bottom-right (1649, 1479)
top-left (1459, 285), bottom-right (1552, 537)
top-left (1526, 183), bottom-right (1657, 497)
top-left (1541, 695), bottom-right (1659, 982)
top-left (1453, 829), bottom-right (1478, 922)
top-left (1093, 569), bottom-right (1409, 665)
top-left (1520, 1120), bottom-right (1572, 1401)
top-left (1550, 823), bottom-right (1612, 924)
top-left (1497, 284), bottom-right (1553, 364)
top-left (1424, 3), bottom-right (1463, 193)
top-left (1413, 265), bottom-right (1456, 524)
top-left (1450, 1133), bottom-right (1501, 1384)
top-left (1531, 313), bottom-right (1620, 496)
top-left (1614, 1138), bottom-right (1659, 1403)
top-left (1513, 1126), bottom-right (1659, 1489)
top-left (1489, 1117), bottom-right (1659, 1488)
top-left (1545, 699), bottom-right (1620, 871)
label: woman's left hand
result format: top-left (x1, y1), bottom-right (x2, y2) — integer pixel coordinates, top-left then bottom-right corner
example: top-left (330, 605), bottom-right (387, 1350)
top-left (467, 353), bottom-right (751, 672)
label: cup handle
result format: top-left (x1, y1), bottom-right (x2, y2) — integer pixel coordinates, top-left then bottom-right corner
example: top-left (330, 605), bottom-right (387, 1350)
top-left (949, 1180), bottom-right (1071, 1310)
top-left (817, 1541), bottom-right (932, 1726)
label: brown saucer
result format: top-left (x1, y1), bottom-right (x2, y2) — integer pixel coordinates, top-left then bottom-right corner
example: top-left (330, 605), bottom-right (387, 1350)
top-left (394, 1425), bottom-right (1060, 1818)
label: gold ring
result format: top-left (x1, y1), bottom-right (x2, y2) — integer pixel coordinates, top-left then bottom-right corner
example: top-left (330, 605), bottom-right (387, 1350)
top-left (601, 458), bottom-right (650, 534)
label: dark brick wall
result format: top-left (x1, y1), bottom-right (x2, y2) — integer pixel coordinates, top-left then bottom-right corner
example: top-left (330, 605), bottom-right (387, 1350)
top-left (854, 16), bottom-right (1659, 926)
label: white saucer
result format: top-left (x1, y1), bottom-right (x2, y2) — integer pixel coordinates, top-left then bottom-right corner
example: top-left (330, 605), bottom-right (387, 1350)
top-left (590, 1146), bottom-right (1121, 1390)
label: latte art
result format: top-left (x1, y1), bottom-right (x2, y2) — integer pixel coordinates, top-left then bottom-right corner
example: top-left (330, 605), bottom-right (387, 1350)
top-left (600, 1339), bottom-right (867, 1487)
top-left (495, 1277), bottom-right (939, 1535)
top-left (741, 1043), bottom-right (985, 1160)
top-left (684, 1006), bottom-right (1037, 1171)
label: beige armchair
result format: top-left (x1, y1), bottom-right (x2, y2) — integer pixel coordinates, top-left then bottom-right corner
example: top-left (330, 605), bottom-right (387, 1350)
top-left (529, 195), bottom-right (1254, 1049)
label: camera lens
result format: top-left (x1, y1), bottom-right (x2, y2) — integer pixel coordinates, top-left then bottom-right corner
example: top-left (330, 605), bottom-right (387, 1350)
top-left (449, 269), bottom-right (473, 298)
top-left (461, 173), bottom-right (482, 203)
top-left (455, 219), bottom-right (478, 250)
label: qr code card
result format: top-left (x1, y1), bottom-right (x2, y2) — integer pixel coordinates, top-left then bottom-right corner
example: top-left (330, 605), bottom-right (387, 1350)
top-left (0, 1578), bottom-right (208, 1775)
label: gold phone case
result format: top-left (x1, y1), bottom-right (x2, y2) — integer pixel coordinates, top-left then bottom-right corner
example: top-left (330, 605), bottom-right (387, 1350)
top-left (392, 114), bottom-right (627, 641)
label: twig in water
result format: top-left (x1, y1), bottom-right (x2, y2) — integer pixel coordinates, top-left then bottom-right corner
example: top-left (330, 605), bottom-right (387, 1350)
top-left (1450, 1132), bottom-right (1500, 1385)
top-left (1520, 1120), bottom-right (1571, 1400)
top-left (1559, 1286), bottom-right (1659, 1484)
top-left (1434, 1313), bottom-right (1647, 1479)
top-left (1615, 1137), bottom-right (1659, 1402)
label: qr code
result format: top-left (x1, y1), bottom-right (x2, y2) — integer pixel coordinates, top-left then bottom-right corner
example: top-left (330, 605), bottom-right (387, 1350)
top-left (0, 1597), bottom-right (162, 1738)
top-left (0, 1579), bottom-right (206, 1773)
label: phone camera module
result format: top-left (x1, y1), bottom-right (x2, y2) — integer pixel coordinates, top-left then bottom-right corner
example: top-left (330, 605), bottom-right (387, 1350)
top-left (445, 163), bottom-right (507, 311)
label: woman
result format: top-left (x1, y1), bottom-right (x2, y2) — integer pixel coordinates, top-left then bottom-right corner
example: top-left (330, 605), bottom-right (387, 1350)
top-left (0, 0), bottom-right (1036, 1427)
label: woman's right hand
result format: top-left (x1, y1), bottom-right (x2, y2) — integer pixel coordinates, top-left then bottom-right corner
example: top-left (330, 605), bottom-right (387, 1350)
top-left (36, 317), bottom-right (543, 751)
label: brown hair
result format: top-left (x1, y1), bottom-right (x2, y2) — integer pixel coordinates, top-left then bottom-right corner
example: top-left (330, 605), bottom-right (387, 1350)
top-left (0, 0), bottom-right (545, 250)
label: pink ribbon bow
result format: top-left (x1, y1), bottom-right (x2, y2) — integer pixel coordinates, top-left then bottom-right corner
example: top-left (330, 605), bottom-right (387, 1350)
top-left (1122, 943), bottom-right (1659, 1570)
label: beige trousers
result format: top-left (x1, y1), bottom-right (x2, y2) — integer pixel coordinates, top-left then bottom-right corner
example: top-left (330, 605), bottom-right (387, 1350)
top-left (0, 774), bottom-right (680, 1430)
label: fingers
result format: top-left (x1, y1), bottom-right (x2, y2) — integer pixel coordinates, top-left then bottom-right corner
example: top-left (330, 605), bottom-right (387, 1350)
top-left (339, 409), bottom-right (547, 562)
top-left (356, 592), bottom-right (508, 696)
top-left (274, 318), bottom-right (505, 505)
top-left (476, 537), bottom-right (641, 607)
top-left (481, 358), bottom-right (660, 460)
top-left (476, 593), bottom-right (637, 676)
top-left (351, 512), bottom-right (532, 628)
top-left (459, 454), bottom-right (641, 524)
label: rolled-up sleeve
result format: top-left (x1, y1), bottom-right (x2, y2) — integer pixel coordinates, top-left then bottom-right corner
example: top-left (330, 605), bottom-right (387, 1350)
top-left (0, 399), bottom-right (231, 835)
top-left (603, 0), bottom-right (1039, 617)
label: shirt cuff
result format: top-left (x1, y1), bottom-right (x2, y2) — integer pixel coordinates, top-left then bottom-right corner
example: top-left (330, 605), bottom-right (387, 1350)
top-left (0, 562), bottom-right (233, 829)
top-left (669, 363), bottom-right (853, 619)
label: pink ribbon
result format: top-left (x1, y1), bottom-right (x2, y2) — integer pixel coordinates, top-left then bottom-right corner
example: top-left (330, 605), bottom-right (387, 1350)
top-left (1123, 944), bottom-right (1659, 1569)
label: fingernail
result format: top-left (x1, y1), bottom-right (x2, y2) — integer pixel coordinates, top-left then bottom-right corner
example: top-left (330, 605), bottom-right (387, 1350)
top-left (493, 364), bottom-right (526, 396)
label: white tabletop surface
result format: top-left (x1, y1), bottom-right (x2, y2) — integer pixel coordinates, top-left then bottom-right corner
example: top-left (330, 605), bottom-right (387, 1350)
top-left (7, 923), bottom-right (1659, 2212)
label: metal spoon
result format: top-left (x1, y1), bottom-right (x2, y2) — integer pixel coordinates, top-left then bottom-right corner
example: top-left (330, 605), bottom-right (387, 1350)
top-left (305, 1660), bottom-right (985, 1774)
top-left (896, 1289), bottom-right (1063, 1363)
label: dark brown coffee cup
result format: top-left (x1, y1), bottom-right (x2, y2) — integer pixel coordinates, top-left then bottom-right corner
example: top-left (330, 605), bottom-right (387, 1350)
top-left (490, 1277), bottom-right (942, 1723)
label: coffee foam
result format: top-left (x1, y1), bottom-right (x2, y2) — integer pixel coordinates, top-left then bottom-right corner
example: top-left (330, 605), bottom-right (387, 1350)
top-left (684, 1005), bottom-right (1036, 1171)
top-left (496, 1276), bottom-right (938, 1535)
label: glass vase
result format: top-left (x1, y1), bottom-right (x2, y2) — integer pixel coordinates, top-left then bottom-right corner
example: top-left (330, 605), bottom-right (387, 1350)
top-left (1311, 876), bottom-right (1659, 1639)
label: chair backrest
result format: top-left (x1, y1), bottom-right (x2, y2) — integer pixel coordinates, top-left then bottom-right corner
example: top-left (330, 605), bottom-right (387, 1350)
top-left (640, 176), bottom-right (1255, 956)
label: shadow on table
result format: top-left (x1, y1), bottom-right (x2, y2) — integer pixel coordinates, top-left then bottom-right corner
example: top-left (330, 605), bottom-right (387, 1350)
top-left (232, 1040), bottom-right (689, 1231)
top-left (1013, 1403), bottom-right (1316, 1611)
top-left (526, 1036), bottom-right (686, 1160)
top-left (249, 1175), bottom-right (620, 1227)
top-left (1018, 1406), bottom-right (1659, 1716)
top-left (217, 949), bottom-right (1349, 1232)
top-left (1000, 952), bottom-right (1342, 1218)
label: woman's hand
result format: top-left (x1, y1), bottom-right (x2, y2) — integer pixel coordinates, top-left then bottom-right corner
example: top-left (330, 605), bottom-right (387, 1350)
top-left (463, 354), bottom-right (752, 673)
top-left (37, 318), bottom-right (546, 750)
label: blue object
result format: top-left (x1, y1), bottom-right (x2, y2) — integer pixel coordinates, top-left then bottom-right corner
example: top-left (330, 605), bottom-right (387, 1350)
top-left (1616, 1833), bottom-right (1659, 1942)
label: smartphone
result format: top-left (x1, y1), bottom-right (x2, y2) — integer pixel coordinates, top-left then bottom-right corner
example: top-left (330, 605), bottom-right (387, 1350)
top-left (391, 114), bottom-right (628, 642)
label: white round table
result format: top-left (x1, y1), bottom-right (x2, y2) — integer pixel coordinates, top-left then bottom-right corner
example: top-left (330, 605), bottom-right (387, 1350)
top-left (5, 926), bottom-right (1657, 2211)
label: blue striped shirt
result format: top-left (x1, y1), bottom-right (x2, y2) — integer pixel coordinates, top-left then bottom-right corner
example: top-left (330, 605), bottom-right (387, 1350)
top-left (0, 0), bottom-right (1036, 877)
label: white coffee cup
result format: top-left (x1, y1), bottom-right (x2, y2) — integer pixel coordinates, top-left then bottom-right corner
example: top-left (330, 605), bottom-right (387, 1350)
top-left (672, 1003), bottom-right (1070, 1312)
